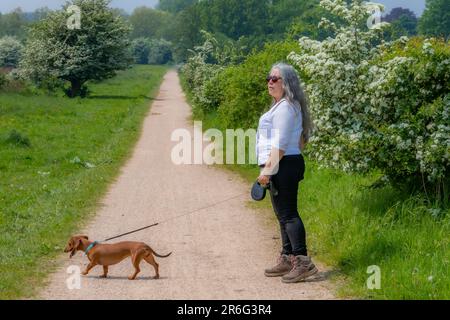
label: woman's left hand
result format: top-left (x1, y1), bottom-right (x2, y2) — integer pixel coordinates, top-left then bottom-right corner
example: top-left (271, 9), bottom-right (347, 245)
top-left (257, 175), bottom-right (270, 186)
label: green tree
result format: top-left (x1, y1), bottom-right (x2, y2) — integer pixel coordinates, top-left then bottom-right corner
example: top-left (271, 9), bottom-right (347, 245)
top-left (419, 0), bottom-right (450, 39)
top-left (383, 7), bottom-right (418, 40)
top-left (20, 0), bottom-right (132, 97)
top-left (0, 8), bottom-right (28, 39)
top-left (286, 4), bottom-right (337, 40)
top-left (129, 7), bottom-right (173, 40)
top-left (157, 0), bottom-right (197, 13)
top-left (271, 0), bottom-right (320, 35)
top-left (200, 0), bottom-right (271, 39)
top-left (171, 5), bottom-right (205, 62)
top-left (29, 7), bottom-right (52, 22)
top-left (131, 38), bottom-right (152, 64)
top-left (148, 39), bottom-right (173, 64)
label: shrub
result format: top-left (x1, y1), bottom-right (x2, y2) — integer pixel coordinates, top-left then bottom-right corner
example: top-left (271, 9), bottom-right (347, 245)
top-left (0, 36), bottom-right (23, 68)
top-left (131, 38), bottom-right (152, 64)
top-left (148, 39), bottom-right (173, 65)
top-left (367, 38), bottom-right (449, 197)
top-left (288, 0), bottom-right (449, 201)
top-left (181, 32), bottom-right (225, 114)
top-left (217, 41), bottom-right (299, 129)
top-left (19, 0), bottom-right (132, 98)
top-left (131, 38), bottom-right (173, 65)
top-left (182, 30), bottom-right (298, 123)
top-left (181, 31), bottom-right (258, 111)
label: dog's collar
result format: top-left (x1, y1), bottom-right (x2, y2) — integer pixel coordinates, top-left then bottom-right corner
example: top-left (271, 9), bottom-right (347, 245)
top-left (84, 241), bottom-right (99, 256)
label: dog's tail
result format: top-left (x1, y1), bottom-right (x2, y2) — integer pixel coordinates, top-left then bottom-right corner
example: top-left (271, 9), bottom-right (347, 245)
top-left (145, 247), bottom-right (172, 258)
top-left (153, 251), bottom-right (172, 258)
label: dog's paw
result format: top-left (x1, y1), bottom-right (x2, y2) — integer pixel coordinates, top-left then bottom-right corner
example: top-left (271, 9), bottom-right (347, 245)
top-left (153, 275), bottom-right (160, 280)
top-left (128, 276), bottom-right (136, 280)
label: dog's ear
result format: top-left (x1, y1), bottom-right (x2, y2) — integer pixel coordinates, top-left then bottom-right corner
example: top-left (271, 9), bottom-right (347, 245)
top-left (64, 237), bottom-right (74, 252)
top-left (64, 238), bottom-right (75, 257)
top-left (69, 238), bottom-right (82, 259)
top-left (73, 234), bottom-right (88, 241)
top-left (74, 237), bottom-right (82, 249)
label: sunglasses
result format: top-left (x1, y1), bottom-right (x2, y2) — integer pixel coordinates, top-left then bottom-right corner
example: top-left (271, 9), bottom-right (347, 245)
top-left (266, 75), bottom-right (282, 83)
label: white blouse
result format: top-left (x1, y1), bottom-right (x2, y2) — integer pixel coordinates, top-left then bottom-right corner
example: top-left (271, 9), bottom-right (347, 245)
top-left (256, 98), bottom-right (303, 166)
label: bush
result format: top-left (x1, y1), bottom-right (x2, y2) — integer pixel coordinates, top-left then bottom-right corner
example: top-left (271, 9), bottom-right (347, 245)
top-left (131, 38), bottom-right (173, 65)
top-left (217, 41), bottom-right (299, 129)
top-left (181, 32), bottom-right (225, 115)
top-left (368, 38), bottom-right (449, 196)
top-left (148, 39), bottom-right (173, 65)
top-left (181, 30), bottom-right (298, 123)
top-left (288, 0), bottom-right (449, 201)
top-left (0, 36), bottom-right (23, 68)
top-left (19, 0), bottom-right (132, 98)
top-left (131, 38), bottom-right (152, 64)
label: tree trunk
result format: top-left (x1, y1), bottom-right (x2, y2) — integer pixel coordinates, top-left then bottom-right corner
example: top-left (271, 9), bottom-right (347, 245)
top-left (69, 79), bottom-right (82, 98)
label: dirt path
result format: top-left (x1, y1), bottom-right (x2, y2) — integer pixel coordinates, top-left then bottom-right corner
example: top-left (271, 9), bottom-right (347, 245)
top-left (39, 70), bottom-right (335, 300)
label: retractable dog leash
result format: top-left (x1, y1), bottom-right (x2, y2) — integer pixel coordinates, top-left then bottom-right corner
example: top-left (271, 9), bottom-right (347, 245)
top-left (99, 192), bottom-right (249, 243)
top-left (251, 179), bottom-right (278, 201)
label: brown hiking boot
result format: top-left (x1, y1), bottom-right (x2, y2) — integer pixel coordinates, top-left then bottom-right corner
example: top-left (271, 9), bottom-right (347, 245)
top-left (282, 255), bottom-right (318, 283)
top-left (264, 254), bottom-right (293, 277)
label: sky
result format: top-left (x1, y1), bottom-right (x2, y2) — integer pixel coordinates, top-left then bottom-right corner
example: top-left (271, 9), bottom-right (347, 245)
top-left (0, 0), bottom-right (427, 16)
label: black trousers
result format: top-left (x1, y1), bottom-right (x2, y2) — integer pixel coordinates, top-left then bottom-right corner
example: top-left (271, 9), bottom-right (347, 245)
top-left (265, 154), bottom-right (307, 256)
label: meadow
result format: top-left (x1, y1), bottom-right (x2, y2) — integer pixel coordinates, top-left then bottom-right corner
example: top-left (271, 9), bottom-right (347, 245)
top-left (0, 65), bottom-right (168, 299)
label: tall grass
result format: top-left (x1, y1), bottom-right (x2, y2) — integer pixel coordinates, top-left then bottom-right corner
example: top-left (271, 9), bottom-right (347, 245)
top-left (228, 162), bottom-right (449, 299)
top-left (0, 65), bottom-right (168, 299)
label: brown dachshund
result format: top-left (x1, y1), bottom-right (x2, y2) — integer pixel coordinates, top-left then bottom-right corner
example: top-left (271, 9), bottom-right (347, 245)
top-left (64, 235), bottom-right (172, 280)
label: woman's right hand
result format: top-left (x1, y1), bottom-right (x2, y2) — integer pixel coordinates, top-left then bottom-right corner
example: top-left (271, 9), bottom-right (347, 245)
top-left (257, 174), bottom-right (270, 186)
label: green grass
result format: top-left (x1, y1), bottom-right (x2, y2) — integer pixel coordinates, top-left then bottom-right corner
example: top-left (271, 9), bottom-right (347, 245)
top-left (225, 163), bottom-right (450, 299)
top-left (180, 75), bottom-right (450, 300)
top-left (0, 65), bottom-right (168, 299)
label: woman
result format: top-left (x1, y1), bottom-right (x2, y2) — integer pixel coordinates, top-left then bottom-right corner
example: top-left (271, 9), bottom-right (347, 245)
top-left (256, 62), bottom-right (317, 283)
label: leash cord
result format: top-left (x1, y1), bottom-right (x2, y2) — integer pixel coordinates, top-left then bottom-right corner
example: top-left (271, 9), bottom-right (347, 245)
top-left (101, 192), bottom-right (247, 243)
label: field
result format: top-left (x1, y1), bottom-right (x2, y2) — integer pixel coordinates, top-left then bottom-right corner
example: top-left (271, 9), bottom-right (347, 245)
top-left (0, 65), bottom-right (168, 299)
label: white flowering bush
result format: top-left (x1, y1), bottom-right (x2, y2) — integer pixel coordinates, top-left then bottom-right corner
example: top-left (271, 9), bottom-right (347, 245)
top-left (369, 38), bottom-right (449, 190)
top-left (0, 36), bottom-right (23, 68)
top-left (289, 0), bottom-right (449, 198)
top-left (19, 0), bottom-right (132, 97)
top-left (181, 31), bottom-right (225, 114)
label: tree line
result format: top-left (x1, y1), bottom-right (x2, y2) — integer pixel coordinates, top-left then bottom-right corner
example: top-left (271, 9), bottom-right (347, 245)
top-left (1, 0), bottom-right (449, 97)
top-left (2, 0), bottom-right (449, 61)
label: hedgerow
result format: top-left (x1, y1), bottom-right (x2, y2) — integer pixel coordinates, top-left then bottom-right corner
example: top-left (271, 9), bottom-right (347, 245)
top-left (288, 0), bottom-right (449, 200)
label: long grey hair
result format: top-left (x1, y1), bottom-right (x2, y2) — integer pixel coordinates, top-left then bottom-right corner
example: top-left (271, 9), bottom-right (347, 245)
top-left (270, 62), bottom-right (314, 143)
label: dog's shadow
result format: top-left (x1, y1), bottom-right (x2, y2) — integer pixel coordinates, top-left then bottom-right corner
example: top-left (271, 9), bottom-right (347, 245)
top-left (85, 275), bottom-right (168, 281)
